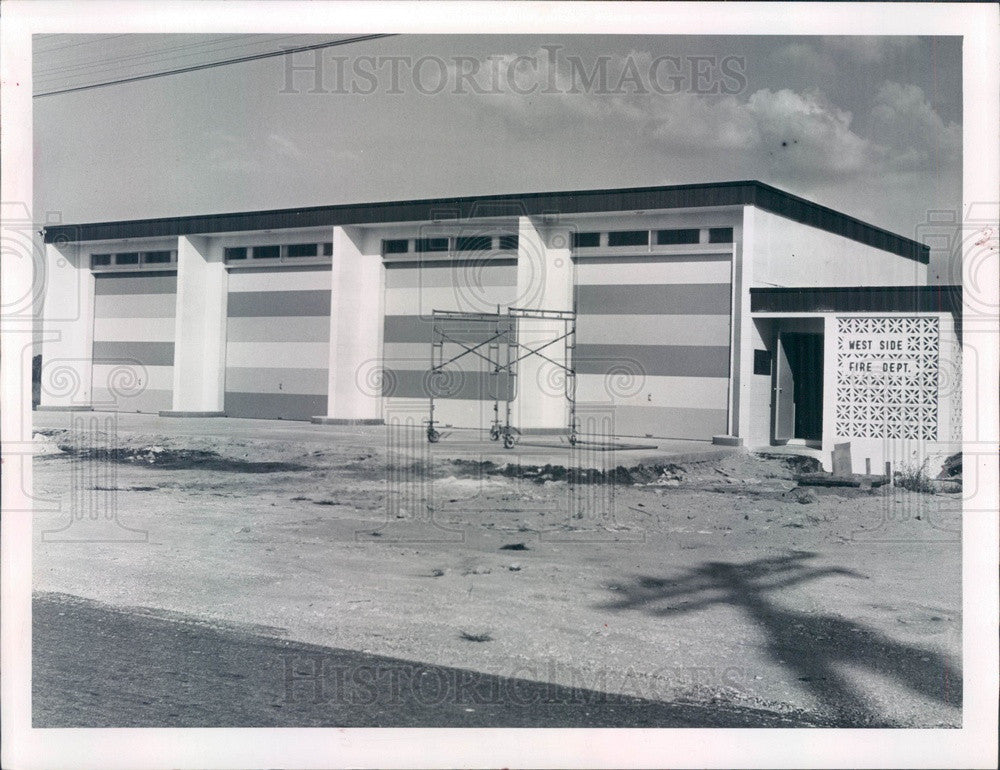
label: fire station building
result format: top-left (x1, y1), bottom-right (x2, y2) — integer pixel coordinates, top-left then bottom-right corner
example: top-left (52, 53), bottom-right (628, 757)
top-left (39, 180), bottom-right (962, 474)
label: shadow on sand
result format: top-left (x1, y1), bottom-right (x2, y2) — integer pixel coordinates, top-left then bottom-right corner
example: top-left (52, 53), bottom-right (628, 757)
top-left (596, 551), bottom-right (961, 726)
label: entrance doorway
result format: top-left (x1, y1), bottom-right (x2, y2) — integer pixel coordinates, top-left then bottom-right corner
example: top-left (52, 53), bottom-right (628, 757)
top-left (772, 331), bottom-right (824, 443)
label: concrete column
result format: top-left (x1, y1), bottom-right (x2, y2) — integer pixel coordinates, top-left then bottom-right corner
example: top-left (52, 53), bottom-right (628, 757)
top-left (820, 314), bottom-right (838, 473)
top-left (511, 216), bottom-right (574, 432)
top-left (731, 205), bottom-right (757, 444)
top-left (312, 225), bottom-right (385, 424)
top-left (162, 235), bottom-right (227, 416)
top-left (38, 242), bottom-right (95, 410)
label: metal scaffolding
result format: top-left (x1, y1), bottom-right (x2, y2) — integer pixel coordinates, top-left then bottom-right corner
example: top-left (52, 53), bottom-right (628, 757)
top-left (425, 306), bottom-right (577, 447)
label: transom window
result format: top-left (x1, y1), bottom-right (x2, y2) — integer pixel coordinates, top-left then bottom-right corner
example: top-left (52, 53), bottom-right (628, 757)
top-left (286, 243), bottom-right (318, 258)
top-left (571, 232), bottom-right (601, 248)
top-left (571, 227), bottom-right (734, 251)
top-left (455, 235), bottom-right (493, 252)
top-left (91, 250), bottom-right (178, 270)
top-left (223, 241), bottom-right (333, 264)
top-left (415, 237), bottom-right (450, 253)
top-left (381, 234), bottom-right (520, 257)
top-left (608, 230), bottom-right (649, 247)
top-left (656, 228), bottom-right (701, 245)
top-left (496, 234), bottom-right (519, 250)
top-left (382, 239), bottom-right (409, 254)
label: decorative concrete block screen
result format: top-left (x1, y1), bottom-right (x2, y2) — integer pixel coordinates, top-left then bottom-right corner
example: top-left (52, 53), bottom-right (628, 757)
top-left (573, 254), bottom-right (732, 440)
top-left (91, 271), bottom-right (177, 413)
top-left (834, 316), bottom-right (940, 440)
top-left (224, 265), bottom-right (331, 420)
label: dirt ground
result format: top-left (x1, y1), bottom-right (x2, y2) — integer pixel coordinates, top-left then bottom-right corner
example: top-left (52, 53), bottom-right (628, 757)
top-left (30, 416), bottom-right (962, 727)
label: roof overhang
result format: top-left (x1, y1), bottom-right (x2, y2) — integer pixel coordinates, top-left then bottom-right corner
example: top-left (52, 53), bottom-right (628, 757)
top-left (750, 285), bottom-right (961, 317)
top-left (43, 180), bottom-right (930, 263)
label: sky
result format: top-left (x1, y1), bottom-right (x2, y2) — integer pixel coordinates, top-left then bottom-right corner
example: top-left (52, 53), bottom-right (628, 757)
top-left (34, 34), bottom-right (961, 266)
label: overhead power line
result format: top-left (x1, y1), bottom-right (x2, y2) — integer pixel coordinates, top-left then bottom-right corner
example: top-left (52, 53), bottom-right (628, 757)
top-left (34, 33), bottom-right (397, 98)
top-left (33, 33), bottom-right (132, 54)
top-left (34, 34), bottom-right (298, 77)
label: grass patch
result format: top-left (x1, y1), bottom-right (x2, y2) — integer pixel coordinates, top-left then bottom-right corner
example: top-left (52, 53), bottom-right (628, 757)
top-left (895, 460), bottom-right (936, 494)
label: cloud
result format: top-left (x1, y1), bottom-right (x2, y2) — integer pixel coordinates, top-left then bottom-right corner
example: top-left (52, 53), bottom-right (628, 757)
top-left (203, 130), bottom-right (262, 174)
top-left (772, 37), bottom-right (917, 77)
top-left (769, 42), bottom-right (835, 82)
top-left (267, 133), bottom-right (305, 161)
top-left (820, 36), bottom-right (917, 64)
top-left (650, 82), bottom-right (960, 185)
top-left (459, 47), bottom-right (958, 188)
top-left (866, 81), bottom-right (961, 172)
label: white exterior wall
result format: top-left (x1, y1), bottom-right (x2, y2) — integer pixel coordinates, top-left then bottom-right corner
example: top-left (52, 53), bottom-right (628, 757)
top-left (169, 235), bottom-right (227, 413)
top-left (318, 225), bottom-right (385, 422)
top-left (39, 198), bottom-right (938, 440)
top-left (745, 318), bottom-right (773, 446)
top-left (747, 206), bottom-right (928, 288)
top-left (511, 216), bottom-right (574, 431)
top-left (38, 242), bottom-right (95, 408)
top-left (734, 208), bottom-right (756, 441)
top-left (736, 205), bottom-right (931, 444)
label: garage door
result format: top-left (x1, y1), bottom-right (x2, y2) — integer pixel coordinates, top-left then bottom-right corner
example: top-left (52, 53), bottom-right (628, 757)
top-left (91, 271), bottom-right (177, 413)
top-left (382, 257), bottom-right (518, 429)
top-left (574, 253), bottom-right (732, 439)
top-left (224, 265), bottom-right (331, 420)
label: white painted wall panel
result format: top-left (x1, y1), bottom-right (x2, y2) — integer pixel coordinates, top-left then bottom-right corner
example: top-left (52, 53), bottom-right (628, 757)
top-left (575, 256), bottom-right (731, 285)
top-left (93, 292), bottom-right (178, 319)
top-left (575, 314), bottom-right (731, 347)
top-left (226, 315), bottom-right (330, 343)
top-left (226, 342), bottom-right (330, 369)
top-left (93, 316), bottom-right (176, 342)
top-left (384, 285), bottom-right (519, 316)
top-left (749, 207), bottom-right (928, 288)
top-left (227, 267), bottom-right (333, 292)
top-left (92, 363), bottom-right (175, 393)
top-left (576, 373), bottom-right (730, 409)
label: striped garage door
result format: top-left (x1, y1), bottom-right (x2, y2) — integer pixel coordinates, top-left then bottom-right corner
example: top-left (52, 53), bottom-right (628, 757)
top-left (574, 254), bottom-right (732, 439)
top-left (92, 272), bottom-right (176, 413)
top-left (382, 258), bottom-right (518, 428)
top-left (225, 265), bottom-right (331, 420)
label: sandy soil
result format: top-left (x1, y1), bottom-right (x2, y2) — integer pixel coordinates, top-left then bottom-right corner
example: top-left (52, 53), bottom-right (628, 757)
top-left (31, 422), bottom-right (962, 727)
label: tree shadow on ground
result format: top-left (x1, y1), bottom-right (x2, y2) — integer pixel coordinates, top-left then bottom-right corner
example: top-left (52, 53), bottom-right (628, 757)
top-left (596, 551), bottom-right (961, 726)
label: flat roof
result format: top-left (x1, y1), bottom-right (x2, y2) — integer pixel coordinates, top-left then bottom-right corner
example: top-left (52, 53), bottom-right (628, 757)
top-left (43, 180), bottom-right (929, 263)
